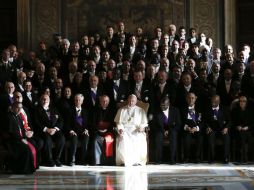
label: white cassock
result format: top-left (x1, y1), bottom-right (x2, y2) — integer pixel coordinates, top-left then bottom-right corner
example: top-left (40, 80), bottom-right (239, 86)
top-left (114, 105), bottom-right (148, 166)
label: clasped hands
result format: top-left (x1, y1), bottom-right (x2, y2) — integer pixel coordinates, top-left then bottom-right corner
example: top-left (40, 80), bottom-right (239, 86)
top-left (69, 129), bottom-right (89, 136)
top-left (46, 128), bottom-right (57, 135)
top-left (237, 125), bottom-right (248, 131)
top-left (186, 126), bottom-right (198, 134)
top-left (118, 126), bottom-right (145, 136)
top-left (206, 127), bottom-right (228, 135)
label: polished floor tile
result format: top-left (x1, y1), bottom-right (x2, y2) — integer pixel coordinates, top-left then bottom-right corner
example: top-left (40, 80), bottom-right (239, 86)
top-left (1, 164), bottom-right (254, 189)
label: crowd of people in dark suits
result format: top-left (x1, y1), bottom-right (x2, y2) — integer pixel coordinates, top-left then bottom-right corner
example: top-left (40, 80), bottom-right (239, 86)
top-left (0, 21), bottom-right (254, 174)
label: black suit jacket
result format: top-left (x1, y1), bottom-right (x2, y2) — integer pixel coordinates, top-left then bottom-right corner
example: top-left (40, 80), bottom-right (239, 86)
top-left (152, 82), bottom-right (176, 113)
top-left (35, 105), bottom-right (63, 135)
top-left (83, 85), bottom-right (105, 113)
top-left (175, 83), bottom-right (199, 109)
top-left (153, 106), bottom-right (181, 134)
top-left (231, 104), bottom-right (254, 131)
top-left (128, 80), bottom-right (151, 103)
top-left (181, 106), bottom-right (204, 131)
top-left (216, 79), bottom-right (236, 106)
top-left (68, 107), bottom-right (90, 135)
top-left (22, 91), bottom-right (38, 115)
top-left (105, 79), bottom-right (129, 105)
top-left (205, 106), bottom-right (230, 131)
top-left (241, 72), bottom-right (254, 99)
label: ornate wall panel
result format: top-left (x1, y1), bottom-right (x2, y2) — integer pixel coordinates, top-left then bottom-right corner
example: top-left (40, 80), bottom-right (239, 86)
top-left (30, 0), bottom-right (61, 50)
top-left (190, 0), bottom-right (221, 48)
top-left (18, 1), bottom-right (227, 51)
top-left (65, 0), bottom-right (186, 40)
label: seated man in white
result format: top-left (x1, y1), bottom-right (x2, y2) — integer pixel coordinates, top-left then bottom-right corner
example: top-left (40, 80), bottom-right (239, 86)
top-left (114, 94), bottom-right (148, 166)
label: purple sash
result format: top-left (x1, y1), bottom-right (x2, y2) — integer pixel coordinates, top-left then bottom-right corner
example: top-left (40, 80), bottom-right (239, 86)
top-left (188, 110), bottom-right (197, 122)
top-left (75, 115), bottom-right (83, 126)
top-left (162, 113), bottom-right (169, 129)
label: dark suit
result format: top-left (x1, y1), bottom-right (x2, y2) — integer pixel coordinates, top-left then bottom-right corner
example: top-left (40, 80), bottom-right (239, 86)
top-left (216, 79), bottom-right (237, 107)
top-left (152, 82), bottom-right (176, 113)
top-left (0, 93), bottom-right (14, 129)
top-left (83, 85), bottom-right (105, 118)
top-left (241, 72), bottom-right (254, 100)
top-left (153, 106), bottom-right (181, 163)
top-left (0, 62), bottom-right (14, 91)
top-left (67, 108), bottom-right (90, 164)
top-left (105, 79), bottom-right (129, 110)
top-left (35, 105), bottom-right (65, 165)
top-left (175, 83), bottom-right (199, 110)
top-left (22, 91), bottom-right (38, 120)
top-left (181, 106), bottom-right (204, 162)
top-left (128, 80), bottom-right (151, 103)
top-left (205, 106), bottom-right (230, 162)
top-left (31, 74), bottom-right (48, 96)
top-left (231, 104), bottom-right (254, 162)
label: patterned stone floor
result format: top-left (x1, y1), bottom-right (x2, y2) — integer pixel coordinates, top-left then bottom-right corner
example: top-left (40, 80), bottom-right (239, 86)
top-left (0, 163), bottom-right (254, 189)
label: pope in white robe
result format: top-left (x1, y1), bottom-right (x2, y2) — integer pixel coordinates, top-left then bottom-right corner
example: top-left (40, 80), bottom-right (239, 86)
top-left (114, 94), bottom-right (148, 166)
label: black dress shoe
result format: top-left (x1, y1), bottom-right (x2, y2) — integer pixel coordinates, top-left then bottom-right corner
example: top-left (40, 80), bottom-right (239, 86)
top-left (169, 161), bottom-right (176, 165)
top-left (46, 160), bottom-right (55, 167)
top-left (55, 160), bottom-right (62, 167)
top-left (224, 158), bottom-right (229, 164)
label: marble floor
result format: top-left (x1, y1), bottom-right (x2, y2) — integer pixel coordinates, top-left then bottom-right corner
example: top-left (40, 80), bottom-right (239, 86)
top-left (1, 163), bottom-right (254, 190)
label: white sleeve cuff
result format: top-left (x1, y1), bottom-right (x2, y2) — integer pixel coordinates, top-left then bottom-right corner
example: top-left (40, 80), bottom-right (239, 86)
top-left (196, 126), bottom-right (199, 131)
top-left (117, 124), bottom-right (124, 130)
top-left (43, 127), bottom-right (48, 132)
top-left (184, 124), bottom-right (188, 131)
top-left (54, 127), bottom-right (60, 131)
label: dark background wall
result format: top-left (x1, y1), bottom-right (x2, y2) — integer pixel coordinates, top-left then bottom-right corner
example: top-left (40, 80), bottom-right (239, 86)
top-left (63, 0), bottom-right (186, 41)
top-left (1, 0), bottom-right (251, 54)
top-left (0, 0), bottom-right (17, 51)
top-left (236, 0), bottom-right (254, 51)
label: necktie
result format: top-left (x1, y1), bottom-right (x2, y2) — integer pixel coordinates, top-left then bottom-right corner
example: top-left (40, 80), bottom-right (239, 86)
top-left (135, 84), bottom-right (141, 99)
top-left (91, 90), bottom-right (96, 105)
top-left (213, 109), bottom-right (218, 120)
top-left (113, 82), bottom-right (119, 92)
top-left (45, 109), bottom-right (51, 119)
top-left (27, 93), bottom-right (32, 101)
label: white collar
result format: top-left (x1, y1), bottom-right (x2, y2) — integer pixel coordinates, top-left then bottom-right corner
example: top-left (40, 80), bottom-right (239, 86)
top-left (163, 108), bottom-right (169, 117)
top-left (75, 107), bottom-right (81, 112)
top-left (43, 106), bottom-right (49, 111)
top-left (212, 106), bottom-right (219, 110)
top-left (159, 82), bottom-right (166, 87)
top-left (136, 81), bottom-right (143, 86)
top-left (91, 87), bottom-right (97, 91)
